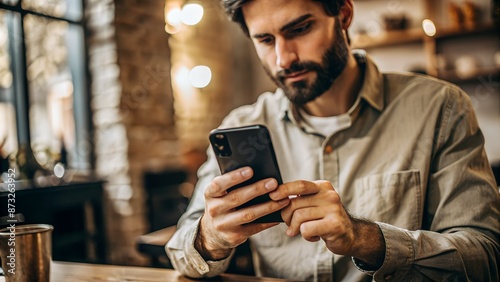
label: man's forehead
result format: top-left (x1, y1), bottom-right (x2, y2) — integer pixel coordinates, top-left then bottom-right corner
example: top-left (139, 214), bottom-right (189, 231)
top-left (242, 0), bottom-right (325, 35)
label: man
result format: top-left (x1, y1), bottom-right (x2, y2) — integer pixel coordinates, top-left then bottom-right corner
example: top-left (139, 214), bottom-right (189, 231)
top-left (166, 0), bottom-right (500, 281)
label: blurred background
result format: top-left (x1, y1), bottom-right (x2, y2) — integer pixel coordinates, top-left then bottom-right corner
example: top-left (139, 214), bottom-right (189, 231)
top-left (0, 0), bottom-right (498, 272)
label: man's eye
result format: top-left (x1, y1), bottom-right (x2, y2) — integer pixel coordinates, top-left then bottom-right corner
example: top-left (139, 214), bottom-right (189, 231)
top-left (259, 37), bottom-right (274, 45)
top-left (291, 23), bottom-right (311, 35)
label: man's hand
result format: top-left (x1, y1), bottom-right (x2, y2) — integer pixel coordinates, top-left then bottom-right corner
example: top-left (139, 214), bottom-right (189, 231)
top-left (195, 167), bottom-right (290, 261)
top-left (269, 180), bottom-right (385, 269)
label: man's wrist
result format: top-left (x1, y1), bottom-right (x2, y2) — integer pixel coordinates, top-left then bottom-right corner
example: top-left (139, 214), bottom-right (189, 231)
top-left (194, 216), bottom-right (232, 261)
top-left (349, 217), bottom-right (386, 270)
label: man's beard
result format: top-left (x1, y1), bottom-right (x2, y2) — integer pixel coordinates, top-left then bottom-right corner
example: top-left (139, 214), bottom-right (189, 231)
top-left (264, 21), bottom-right (349, 106)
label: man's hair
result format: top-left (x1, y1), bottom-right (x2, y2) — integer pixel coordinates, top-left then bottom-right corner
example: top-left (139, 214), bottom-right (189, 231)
top-left (221, 0), bottom-right (347, 37)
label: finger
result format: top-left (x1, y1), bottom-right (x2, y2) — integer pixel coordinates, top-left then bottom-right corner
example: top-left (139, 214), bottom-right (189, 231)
top-left (216, 178), bottom-right (279, 213)
top-left (205, 167), bottom-right (253, 198)
top-left (208, 219), bottom-right (280, 248)
top-left (281, 194), bottom-right (319, 225)
top-left (299, 217), bottom-right (345, 242)
top-left (269, 180), bottom-right (321, 201)
top-left (222, 198), bottom-right (290, 226)
top-left (299, 220), bottom-right (328, 242)
top-left (239, 222), bottom-right (280, 237)
top-left (207, 178), bottom-right (279, 218)
top-left (286, 207), bottom-right (324, 237)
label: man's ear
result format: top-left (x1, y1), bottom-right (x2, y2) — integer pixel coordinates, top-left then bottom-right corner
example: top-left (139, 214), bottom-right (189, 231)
top-left (339, 0), bottom-right (354, 29)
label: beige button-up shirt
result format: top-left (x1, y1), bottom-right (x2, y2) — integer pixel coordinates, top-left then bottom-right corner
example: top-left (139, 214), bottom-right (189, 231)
top-left (166, 51), bottom-right (500, 281)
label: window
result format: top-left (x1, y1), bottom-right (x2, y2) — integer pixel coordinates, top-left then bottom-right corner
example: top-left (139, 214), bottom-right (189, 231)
top-left (0, 0), bottom-right (91, 173)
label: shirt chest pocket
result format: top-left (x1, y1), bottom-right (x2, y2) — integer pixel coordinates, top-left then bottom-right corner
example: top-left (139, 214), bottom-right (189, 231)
top-left (351, 170), bottom-right (423, 230)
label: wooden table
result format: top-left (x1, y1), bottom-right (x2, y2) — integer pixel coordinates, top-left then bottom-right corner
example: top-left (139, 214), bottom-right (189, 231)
top-left (0, 261), bottom-right (294, 282)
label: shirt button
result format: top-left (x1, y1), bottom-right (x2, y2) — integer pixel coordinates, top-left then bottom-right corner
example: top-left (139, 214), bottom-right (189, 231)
top-left (198, 264), bottom-right (208, 272)
top-left (324, 145), bottom-right (333, 154)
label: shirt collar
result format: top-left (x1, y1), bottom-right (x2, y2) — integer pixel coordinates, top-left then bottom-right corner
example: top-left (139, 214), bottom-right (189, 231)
top-left (278, 49), bottom-right (385, 123)
top-left (355, 49), bottom-right (384, 112)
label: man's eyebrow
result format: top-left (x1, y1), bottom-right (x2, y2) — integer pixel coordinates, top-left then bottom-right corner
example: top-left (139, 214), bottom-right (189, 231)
top-left (279, 14), bottom-right (313, 32)
top-left (251, 14), bottom-right (313, 39)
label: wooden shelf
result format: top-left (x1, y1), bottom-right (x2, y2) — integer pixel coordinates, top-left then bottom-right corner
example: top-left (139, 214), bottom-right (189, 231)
top-left (432, 23), bottom-right (498, 40)
top-left (436, 67), bottom-right (500, 84)
top-left (351, 22), bottom-right (497, 49)
top-left (352, 28), bottom-right (424, 49)
top-left (352, 0), bottom-right (498, 88)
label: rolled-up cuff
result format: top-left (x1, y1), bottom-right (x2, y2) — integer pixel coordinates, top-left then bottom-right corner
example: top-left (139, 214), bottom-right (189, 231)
top-left (184, 217), bottom-right (234, 276)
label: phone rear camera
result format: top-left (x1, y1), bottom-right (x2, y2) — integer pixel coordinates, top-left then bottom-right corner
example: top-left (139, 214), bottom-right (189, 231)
top-left (211, 133), bottom-right (232, 157)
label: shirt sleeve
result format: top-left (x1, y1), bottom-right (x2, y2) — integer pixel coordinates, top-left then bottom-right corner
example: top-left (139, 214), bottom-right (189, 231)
top-left (166, 217), bottom-right (234, 278)
top-left (356, 87), bottom-right (500, 281)
top-left (165, 147), bottom-right (234, 278)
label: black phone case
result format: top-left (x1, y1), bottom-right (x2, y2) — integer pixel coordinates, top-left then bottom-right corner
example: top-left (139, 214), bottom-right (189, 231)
top-left (209, 125), bottom-right (283, 223)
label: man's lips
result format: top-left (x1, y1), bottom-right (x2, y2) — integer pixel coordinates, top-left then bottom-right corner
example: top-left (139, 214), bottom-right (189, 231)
top-left (283, 70), bottom-right (309, 82)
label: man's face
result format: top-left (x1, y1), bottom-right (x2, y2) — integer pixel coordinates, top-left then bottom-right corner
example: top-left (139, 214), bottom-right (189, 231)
top-left (242, 0), bottom-right (349, 106)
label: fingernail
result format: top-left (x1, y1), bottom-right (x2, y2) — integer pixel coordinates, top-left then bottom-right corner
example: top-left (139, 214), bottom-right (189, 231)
top-left (278, 198), bottom-right (290, 205)
top-left (265, 179), bottom-right (277, 190)
top-left (241, 168), bottom-right (251, 177)
top-left (286, 229), bottom-right (292, 236)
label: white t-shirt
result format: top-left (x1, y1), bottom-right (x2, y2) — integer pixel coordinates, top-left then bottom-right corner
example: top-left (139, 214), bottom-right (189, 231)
top-left (299, 108), bottom-right (352, 137)
top-left (298, 93), bottom-right (362, 137)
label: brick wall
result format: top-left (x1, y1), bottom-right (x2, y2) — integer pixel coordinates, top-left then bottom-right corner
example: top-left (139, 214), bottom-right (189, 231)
top-left (86, 0), bottom-right (274, 265)
top-left (87, 0), bottom-right (178, 265)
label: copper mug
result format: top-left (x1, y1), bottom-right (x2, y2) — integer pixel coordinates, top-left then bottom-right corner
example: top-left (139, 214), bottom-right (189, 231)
top-left (0, 224), bottom-right (53, 282)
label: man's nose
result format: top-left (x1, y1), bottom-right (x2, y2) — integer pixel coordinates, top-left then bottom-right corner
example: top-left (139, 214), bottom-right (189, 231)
top-left (275, 39), bottom-right (298, 70)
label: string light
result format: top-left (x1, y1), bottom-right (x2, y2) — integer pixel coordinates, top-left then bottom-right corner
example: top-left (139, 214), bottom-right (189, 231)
top-left (189, 65), bottom-right (212, 88)
top-left (422, 19), bottom-right (437, 37)
top-left (164, 2), bottom-right (204, 33)
top-left (166, 7), bottom-right (182, 27)
top-left (181, 3), bottom-right (204, 26)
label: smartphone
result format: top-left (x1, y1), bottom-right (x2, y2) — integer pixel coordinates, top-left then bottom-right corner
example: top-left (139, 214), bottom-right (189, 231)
top-left (209, 125), bottom-right (283, 223)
